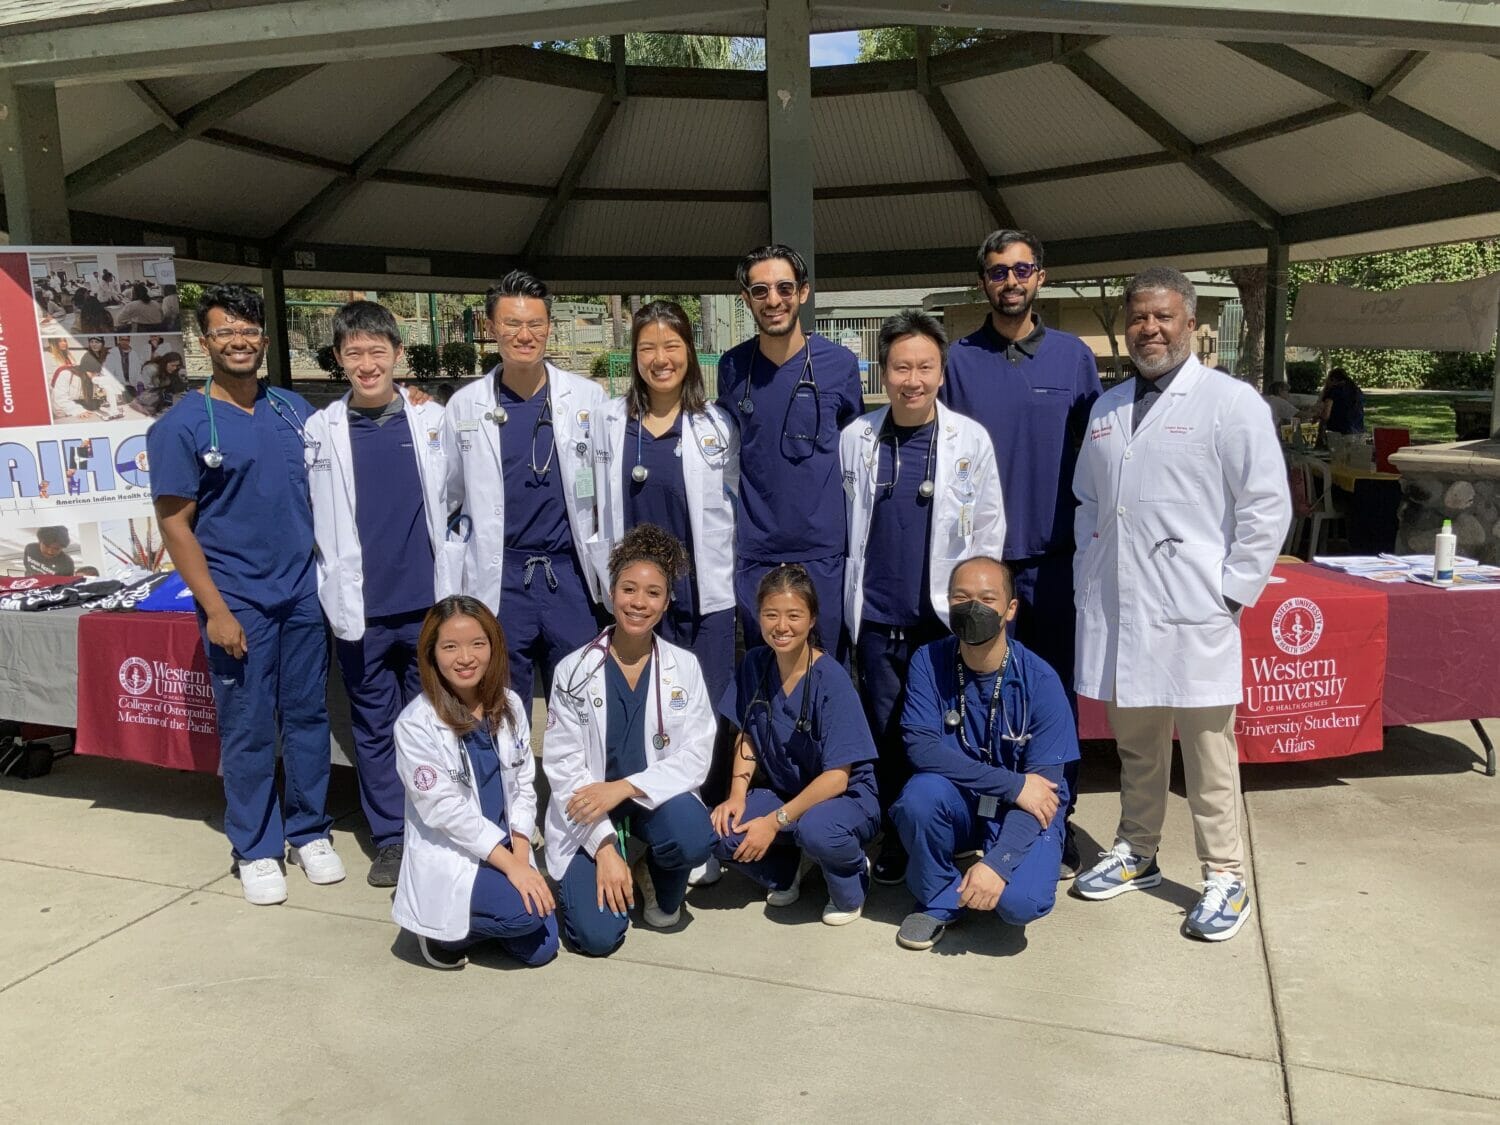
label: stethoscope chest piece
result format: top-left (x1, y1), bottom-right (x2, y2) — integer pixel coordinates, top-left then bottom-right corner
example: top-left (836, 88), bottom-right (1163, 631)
top-left (918, 479), bottom-right (936, 500)
top-left (631, 464), bottom-right (649, 484)
top-left (202, 448), bottom-right (224, 469)
top-left (943, 708), bottom-right (960, 729)
top-left (487, 406), bottom-right (509, 425)
top-left (652, 732), bottom-right (669, 750)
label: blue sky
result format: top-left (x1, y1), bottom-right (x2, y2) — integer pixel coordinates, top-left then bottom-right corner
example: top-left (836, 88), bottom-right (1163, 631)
top-left (809, 31), bottom-right (860, 66)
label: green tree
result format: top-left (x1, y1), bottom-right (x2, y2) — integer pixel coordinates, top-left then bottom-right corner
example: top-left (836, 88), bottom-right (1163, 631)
top-left (544, 34), bottom-right (764, 68)
top-left (857, 26), bottom-right (1008, 61)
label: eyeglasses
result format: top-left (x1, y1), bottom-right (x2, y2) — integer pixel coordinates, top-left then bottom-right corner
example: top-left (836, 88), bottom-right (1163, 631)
top-left (746, 281), bottom-right (800, 302)
top-left (498, 320), bottom-right (549, 337)
top-left (204, 326), bottom-right (265, 342)
top-left (984, 262), bottom-right (1040, 284)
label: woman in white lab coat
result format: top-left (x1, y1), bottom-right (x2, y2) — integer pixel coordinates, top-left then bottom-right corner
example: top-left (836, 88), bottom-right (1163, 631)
top-left (392, 595), bottom-right (558, 970)
top-left (543, 524), bottom-right (717, 957)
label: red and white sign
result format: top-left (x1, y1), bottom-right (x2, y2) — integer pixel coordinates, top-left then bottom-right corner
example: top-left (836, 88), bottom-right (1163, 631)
top-left (75, 610), bottom-right (221, 773)
top-left (1235, 568), bottom-right (1387, 763)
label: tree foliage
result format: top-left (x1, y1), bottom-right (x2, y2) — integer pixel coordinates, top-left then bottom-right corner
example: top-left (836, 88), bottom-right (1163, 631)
top-left (542, 34), bottom-right (764, 69)
top-left (856, 26), bottom-right (1008, 61)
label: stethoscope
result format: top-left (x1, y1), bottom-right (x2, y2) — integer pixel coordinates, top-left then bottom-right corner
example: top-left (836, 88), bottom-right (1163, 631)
top-left (452, 722), bottom-right (529, 789)
top-left (873, 415), bottom-right (938, 499)
top-left (943, 647), bottom-right (1030, 760)
top-left (201, 384), bottom-right (310, 468)
top-left (738, 345), bottom-right (822, 451)
top-left (557, 627), bottom-right (671, 750)
top-left (484, 370), bottom-right (579, 478)
top-left (743, 644), bottom-right (815, 736)
top-left (629, 408), bottom-right (731, 484)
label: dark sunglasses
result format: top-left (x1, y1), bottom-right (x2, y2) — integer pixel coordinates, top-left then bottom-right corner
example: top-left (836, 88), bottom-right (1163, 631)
top-left (984, 262), bottom-right (1040, 283)
top-left (746, 280), bottom-right (800, 301)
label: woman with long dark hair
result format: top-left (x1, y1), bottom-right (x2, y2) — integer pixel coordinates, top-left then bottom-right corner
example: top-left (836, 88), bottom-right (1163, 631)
top-left (391, 595), bottom-right (557, 970)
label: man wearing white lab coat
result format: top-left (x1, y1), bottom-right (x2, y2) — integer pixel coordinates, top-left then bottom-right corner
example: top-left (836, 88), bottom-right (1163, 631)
top-left (1072, 267), bottom-right (1290, 943)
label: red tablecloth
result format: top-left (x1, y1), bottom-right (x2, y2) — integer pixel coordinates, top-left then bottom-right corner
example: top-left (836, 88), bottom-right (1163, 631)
top-left (1079, 563), bottom-right (1392, 762)
top-left (74, 611), bottom-right (221, 772)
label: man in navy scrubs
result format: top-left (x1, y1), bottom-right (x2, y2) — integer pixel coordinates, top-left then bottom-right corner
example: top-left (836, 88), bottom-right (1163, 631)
top-left (150, 285), bottom-right (344, 907)
top-left (942, 230), bottom-right (1102, 876)
top-left (716, 245), bottom-right (864, 655)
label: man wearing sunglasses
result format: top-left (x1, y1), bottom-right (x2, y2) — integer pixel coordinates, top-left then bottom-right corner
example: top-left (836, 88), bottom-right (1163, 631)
top-left (942, 230), bottom-right (1103, 879)
top-left (716, 245), bottom-right (865, 658)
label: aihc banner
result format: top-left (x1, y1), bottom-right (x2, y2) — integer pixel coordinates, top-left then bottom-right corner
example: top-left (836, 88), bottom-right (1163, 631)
top-left (1234, 569), bottom-right (1388, 764)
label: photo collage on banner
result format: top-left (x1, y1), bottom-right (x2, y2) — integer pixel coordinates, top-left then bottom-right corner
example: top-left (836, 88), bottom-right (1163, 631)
top-left (0, 246), bottom-right (182, 579)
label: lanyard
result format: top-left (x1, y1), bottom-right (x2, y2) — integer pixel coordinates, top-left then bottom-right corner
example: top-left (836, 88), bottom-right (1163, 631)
top-left (953, 648), bottom-right (1010, 764)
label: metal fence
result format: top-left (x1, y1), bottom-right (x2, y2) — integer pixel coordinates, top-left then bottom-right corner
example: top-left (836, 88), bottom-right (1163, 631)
top-left (1218, 299), bottom-right (1243, 374)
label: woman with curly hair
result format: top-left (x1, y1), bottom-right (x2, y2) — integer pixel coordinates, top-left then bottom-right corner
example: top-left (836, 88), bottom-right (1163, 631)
top-left (543, 523), bottom-right (717, 957)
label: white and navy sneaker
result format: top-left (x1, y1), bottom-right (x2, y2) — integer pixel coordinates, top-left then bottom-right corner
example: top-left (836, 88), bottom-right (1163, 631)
top-left (1185, 871), bottom-right (1252, 942)
top-left (1073, 841), bottom-right (1162, 900)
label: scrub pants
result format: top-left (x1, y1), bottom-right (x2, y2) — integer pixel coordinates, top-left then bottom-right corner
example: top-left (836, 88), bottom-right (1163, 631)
top-left (334, 610), bottom-right (425, 849)
top-left (500, 547), bottom-right (601, 705)
top-left (431, 865), bottom-right (559, 967)
top-left (658, 604), bottom-right (736, 712)
top-left (1010, 551), bottom-right (1080, 821)
top-left (712, 788), bottom-right (879, 912)
top-left (855, 620), bottom-right (947, 820)
top-left (735, 554), bottom-right (846, 659)
top-left (201, 592), bottom-right (333, 861)
top-left (891, 773), bottom-right (1061, 927)
top-left (558, 793), bottom-right (716, 957)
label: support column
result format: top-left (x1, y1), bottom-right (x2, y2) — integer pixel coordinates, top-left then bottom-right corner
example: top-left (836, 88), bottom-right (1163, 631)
top-left (261, 264), bottom-right (292, 389)
top-left (1490, 304), bottom-right (1500, 437)
top-left (765, 0), bottom-right (815, 328)
top-left (0, 79), bottom-right (71, 244)
top-left (1264, 234), bottom-right (1290, 391)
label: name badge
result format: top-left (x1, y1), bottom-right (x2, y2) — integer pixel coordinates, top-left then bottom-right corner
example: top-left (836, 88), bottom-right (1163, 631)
top-left (959, 503), bottom-right (973, 538)
top-left (575, 466), bottom-right (596, 501)
top-left (456, 419), bottom-right (480, 433)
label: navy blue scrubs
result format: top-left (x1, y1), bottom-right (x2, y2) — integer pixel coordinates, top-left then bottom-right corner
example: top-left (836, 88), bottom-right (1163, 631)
top-left (856, 419), bottom-right (946, 824)
top-left (335, 401), bottom-right (432, 850)
top-left (436, 727), bottom-right (557, 966)
top-left (713, 649), bottom-right (880, 911)
top-left (558, 655), bottom-right (715, 957)
top-left (622, 414), bottom-right (735, 707)
top-left (891, 637), bottom-right (1079, 926)
top-left (717, 334), bottom-right (863, 653)
top-left (148, 386), bottom-right (332, 861)
top-left (496, 379), bottom-right (598, 704)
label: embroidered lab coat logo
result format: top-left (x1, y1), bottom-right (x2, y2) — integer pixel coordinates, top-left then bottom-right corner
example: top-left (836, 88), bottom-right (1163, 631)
top-left (955, 458), bottom-right (971, 483)
top-left (1271, 598), bottom-right (1324, 656)
top-left (1090, 424), bottom-right (1114, 441)
top-left (669, 687), bottom-right (688, 711)
top-left (427, 429), bottom-right (441, 451)
top-left (576, 410), bottom-right (591, 433)
top-left (413, 764), bottom-right (438, 791)
top-left (1164, 424), bottom-right (1194, 435)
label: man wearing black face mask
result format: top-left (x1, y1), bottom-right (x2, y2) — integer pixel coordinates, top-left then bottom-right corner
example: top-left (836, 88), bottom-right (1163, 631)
top-left (888, 556), bottom-right (1080, 951)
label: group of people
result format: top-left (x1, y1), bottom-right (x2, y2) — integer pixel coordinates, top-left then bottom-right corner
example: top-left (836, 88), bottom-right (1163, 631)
top-left (47, 335), bottom-right (190, 421)
top-left (148, 231), bottom-right (1290, 971)
top-left (34, 268), bottom-right (180, 334)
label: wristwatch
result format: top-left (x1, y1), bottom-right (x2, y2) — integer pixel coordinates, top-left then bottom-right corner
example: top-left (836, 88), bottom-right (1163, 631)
top-left (775, 806), bottom-right (790, 828)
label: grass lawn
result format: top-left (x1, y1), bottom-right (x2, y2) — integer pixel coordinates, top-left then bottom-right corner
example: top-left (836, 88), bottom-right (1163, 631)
top-left (1362, 392), bottom-right (1487, 445)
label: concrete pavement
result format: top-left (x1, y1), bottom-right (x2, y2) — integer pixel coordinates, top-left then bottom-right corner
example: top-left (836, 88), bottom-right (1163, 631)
top-left (2, 721), bottom-right (1497, 1123)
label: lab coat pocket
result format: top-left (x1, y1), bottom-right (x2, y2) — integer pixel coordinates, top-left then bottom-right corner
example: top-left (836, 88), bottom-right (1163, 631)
top-left (1146, 542), bottom-right (1227, 624)
top-left (1140, 441), bottom-right (1209, 504)
top-left (435, 539), bottom-right (467, 600)
top-left (584, 536), bottom-right (615, 608)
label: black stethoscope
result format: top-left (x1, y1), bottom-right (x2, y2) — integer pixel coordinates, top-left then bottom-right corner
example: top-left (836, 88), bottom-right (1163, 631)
top-left (943, 647), bottom-right (1030, 760)
top-left (201, 385), bottom-right (311, 468)
top-left (452, 722), bottom-right (530, 788)
top-left (738, 346), bottom-right (822, 450)
top-left (485, 371), bottom-right (583, 478)
top-left (559, 627), bottom-right (671, 750)
top-left (744, 644), bottom-right (815, 736)
top-left (874, 415), bottom-right (938, 500)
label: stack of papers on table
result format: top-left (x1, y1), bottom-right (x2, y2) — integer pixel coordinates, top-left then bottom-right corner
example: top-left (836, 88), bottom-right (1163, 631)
top-left (1405, 565), bottom-right (1500, 590)
top-left (1312, 554), bottom-right (1483, 585)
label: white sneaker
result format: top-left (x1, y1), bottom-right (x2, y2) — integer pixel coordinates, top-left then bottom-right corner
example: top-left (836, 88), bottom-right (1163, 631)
top-left (289, 838), bottom-right (346, 885)
top-left (822, 855), bottom-right (869, 925)
top-left (632, 859), bottom-right (680, 927)
top-left (687, 856), bottom-right (723, 888)
top-left (237, 857), bottom-right (287, 906)
top-left (766, 855), bottom-right (814, 908)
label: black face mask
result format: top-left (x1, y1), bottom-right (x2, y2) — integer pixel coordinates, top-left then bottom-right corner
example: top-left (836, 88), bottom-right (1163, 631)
top-left (949, 600), bottom-right (1003, 646)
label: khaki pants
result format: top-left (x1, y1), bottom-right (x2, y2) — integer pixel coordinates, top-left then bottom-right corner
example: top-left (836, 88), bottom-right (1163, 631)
top-left (1105, 702), bottom-right (1244, 878)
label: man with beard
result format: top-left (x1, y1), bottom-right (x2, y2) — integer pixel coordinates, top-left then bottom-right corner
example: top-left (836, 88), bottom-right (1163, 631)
top-left (716, 245), bottom-right (864, 655)
top-left (1071, 268), bottom-right (1288, 942)
top-left (942, 230), bottom-right (1101, 877)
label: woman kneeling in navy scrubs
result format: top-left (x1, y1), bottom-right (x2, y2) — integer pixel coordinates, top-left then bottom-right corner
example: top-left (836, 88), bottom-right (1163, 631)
top-left (544, 524), bottom-right (717, 956)
top-left (393, 596), bottom-right (558, 970)
top-left (712, 564), bottom-right (881, 924)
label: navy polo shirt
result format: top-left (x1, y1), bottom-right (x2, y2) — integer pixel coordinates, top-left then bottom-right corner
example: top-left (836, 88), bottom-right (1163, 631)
top-left (862, 420), bottom-right (937, 627)
top-left (623, 414), bottom-right (695, 610)
top-left (716, 333), bottom-right (864, 562)
top-left (349, 400), bottom-right (433, 619)
top-left (499, 380), bottom-right (572, 553)
top-left (147, 386), bottom-right (315, 611)
top-left (942, 317), bottom-right (1100, 560)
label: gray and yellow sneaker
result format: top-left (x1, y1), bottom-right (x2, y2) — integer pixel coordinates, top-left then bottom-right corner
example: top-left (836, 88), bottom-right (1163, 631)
top-left (1184, 871), bottom-right (1251, 942)
top-left (1074, 841), bottom-right (1162, 900)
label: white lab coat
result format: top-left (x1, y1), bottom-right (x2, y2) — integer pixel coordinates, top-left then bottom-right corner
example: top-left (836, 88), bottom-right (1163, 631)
top-left (541, 634), bottom-right (714, 880)
top-left (48, 366), bottom-right (89, 418)
top-left (840, 402), bottom-right (1007, 639)
top-left (1072, 356), bottom-right (1292, 708)
top-left (305, 387), bottom-right (457, 641)
top-left (443, 363), bottom-right (607, 612)
top-left (587, 398), bottom-right (739, 614)
top-left (391, 691), bottom-right (537, 942)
